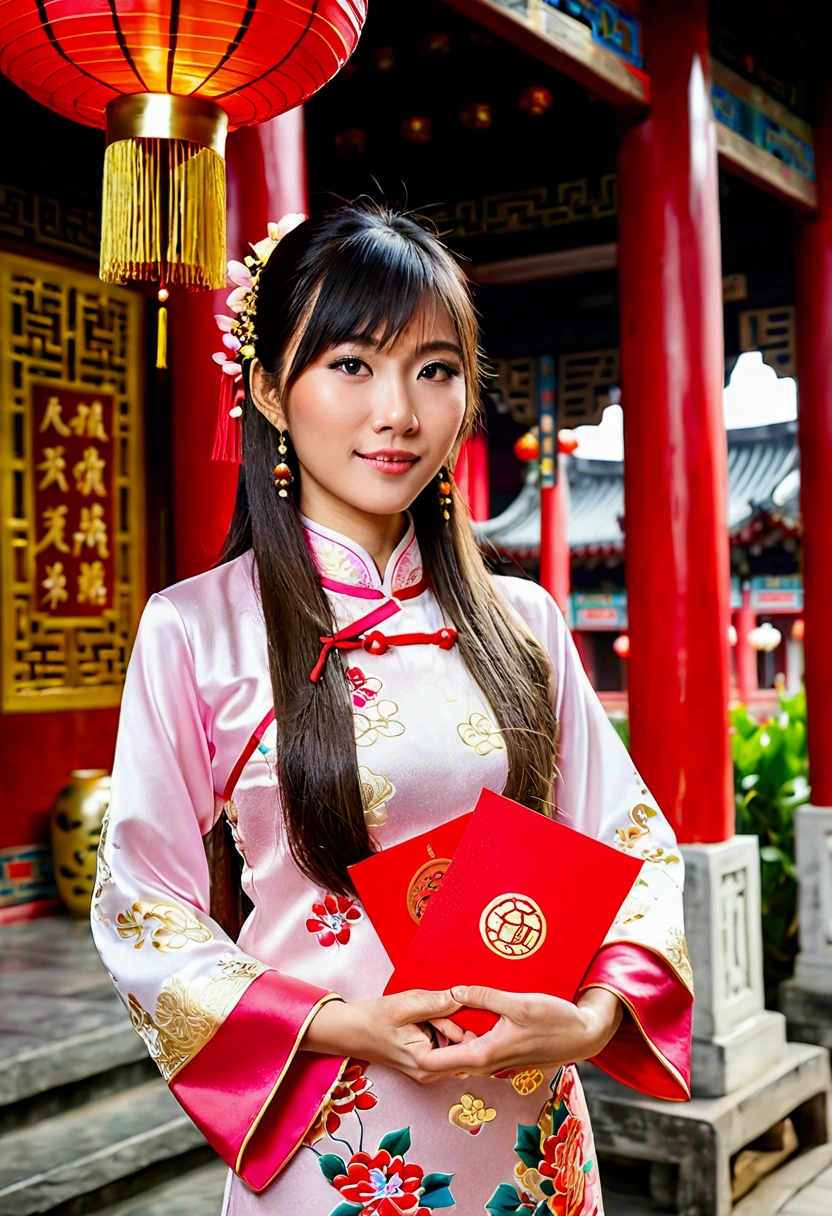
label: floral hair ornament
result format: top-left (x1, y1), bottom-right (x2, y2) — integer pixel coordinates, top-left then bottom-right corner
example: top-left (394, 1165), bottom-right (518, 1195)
top-left (210, 212), bottom-right (306, 463)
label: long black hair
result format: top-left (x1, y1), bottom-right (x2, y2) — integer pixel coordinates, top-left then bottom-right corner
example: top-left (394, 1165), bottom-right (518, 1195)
top-left (218, 203), bottom-right (557, 898)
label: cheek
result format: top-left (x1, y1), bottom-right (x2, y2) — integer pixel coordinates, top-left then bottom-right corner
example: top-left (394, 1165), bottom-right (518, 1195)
top-left (285, 374), bottom-right (361, 459)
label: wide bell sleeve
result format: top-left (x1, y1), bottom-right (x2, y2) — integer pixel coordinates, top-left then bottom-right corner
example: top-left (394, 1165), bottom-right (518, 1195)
top-left (90, 592), bottom-right (348, 1192)
top-left (498, 581), bottom-right (693, 1101)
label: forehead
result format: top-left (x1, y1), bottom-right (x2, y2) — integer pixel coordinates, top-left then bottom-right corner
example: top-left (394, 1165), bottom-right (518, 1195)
top-left (358, 302), bottom-right (458, 352)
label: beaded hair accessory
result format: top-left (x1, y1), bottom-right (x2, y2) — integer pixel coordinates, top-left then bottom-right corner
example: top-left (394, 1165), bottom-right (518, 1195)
top-left (211, 212), bottom-right (306, 463)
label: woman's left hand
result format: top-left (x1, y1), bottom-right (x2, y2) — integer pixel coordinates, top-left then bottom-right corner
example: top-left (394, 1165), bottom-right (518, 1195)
top-left (421, 985), bottom-right (623, 1077)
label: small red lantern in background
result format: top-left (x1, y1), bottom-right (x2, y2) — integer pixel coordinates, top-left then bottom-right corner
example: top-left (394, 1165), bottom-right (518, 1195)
top-left (401, 116), bottom-right (433, 143)
top-left (460, 102), bottom-right (492, 130)
top-left (0, 1), bottom-right (367, 306)
top-left (514, 430), bottom-right (540, 462)
top-left (792, 617), bottom-right (805, 641)
top-left (558, 430), bottom-right (579, 455)
top-left (613, 634), bottom-right (631, 659)
top-left (519, 86), bottom-right (553, 117)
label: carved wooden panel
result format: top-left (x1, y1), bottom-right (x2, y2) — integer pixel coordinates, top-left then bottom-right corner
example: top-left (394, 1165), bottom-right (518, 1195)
top-left (0, 253), bottom-right (144, 712)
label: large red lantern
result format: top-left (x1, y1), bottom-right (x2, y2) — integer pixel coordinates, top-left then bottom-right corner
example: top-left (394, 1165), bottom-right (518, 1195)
top-left (0, 2), bottom-right (366, 294)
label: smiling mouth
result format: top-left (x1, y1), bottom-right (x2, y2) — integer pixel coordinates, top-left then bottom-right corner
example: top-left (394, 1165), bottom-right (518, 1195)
top-left (356, 452), bottom-right (420, 474)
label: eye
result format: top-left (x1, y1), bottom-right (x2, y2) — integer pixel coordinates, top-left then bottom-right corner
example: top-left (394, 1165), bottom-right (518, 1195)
top-left (418, 361), bottom-right (461, 381)
top-left (330, 356), bottom-right (368, 376)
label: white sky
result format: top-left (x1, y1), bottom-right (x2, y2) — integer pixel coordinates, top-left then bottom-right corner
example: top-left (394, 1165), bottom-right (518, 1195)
top-left (569, 351), bottom-right (798, 461)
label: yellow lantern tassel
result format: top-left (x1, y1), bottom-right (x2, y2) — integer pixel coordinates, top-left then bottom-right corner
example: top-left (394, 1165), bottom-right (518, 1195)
top-left (156, 303), bottom-right (168, 369)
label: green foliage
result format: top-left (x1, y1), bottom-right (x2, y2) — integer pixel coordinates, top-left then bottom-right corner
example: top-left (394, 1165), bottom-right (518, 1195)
top-left (730, 689), bottom-right (809, 1005)
top-left (609, 715), bottom-right (630, 750)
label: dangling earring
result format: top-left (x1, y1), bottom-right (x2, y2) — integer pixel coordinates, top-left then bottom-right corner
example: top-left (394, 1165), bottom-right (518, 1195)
top-left (437, 466), bottom-right (452, 522)
top-left (273, 431), bottom-right (294, 498)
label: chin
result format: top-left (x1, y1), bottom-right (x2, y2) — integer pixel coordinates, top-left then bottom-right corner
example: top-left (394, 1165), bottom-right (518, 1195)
top-left (344, 482), bottom-right (423, 517)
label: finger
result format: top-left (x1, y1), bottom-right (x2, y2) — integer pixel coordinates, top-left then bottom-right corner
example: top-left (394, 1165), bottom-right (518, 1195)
top-left (418, 1037), bottom-right (491, 1074)
top-left (450, 985), bottom-right (527, 1018)
top-left (428, 1018), bottom-right (467, 1044)
top-left (390, 989), bottom-right (461, 1025)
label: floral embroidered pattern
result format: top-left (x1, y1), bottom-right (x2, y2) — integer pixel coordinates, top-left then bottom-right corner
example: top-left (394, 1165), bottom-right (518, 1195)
top-left (511, 1068), bottom-right (546, 1096)
top-left (128, 956), bottom-right (266, 1081)
top-left (666, 927), bottom-right (695, 992)
top-left (348, 667), bottom-right (383, 709)
top-left (355, 700), bottom-right (406, 747)
top-left (487, 1068), bottom-right (600, 1216)
top-left (316, 1126), bottom-right (455, 1215)
top-left (307, 893), bottom-right (363, 947)
top-left (448, 1092), bottom-right (497, 1135)
top-left (307, 1060), bottom-right (378, 1146)
top-left (115, 901), bottom-right (212, 951)
top-left (615, 804), bottom-right (681, 867)
top-left (359, 766), bottom-right (395, 828)
top-left (457, 711), bottom-right (504, 756)
top-left (91, 807), bottom-right (114, 925)
top-left (305, 530), bottom-right (377, 589)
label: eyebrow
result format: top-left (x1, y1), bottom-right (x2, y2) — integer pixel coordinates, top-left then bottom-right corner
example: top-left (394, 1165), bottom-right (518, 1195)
top-left (337, 335), bottom-right (463, 360)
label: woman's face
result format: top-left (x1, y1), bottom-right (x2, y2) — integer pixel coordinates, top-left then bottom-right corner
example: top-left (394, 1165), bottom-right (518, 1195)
top-left (258, 304), bottom-right (467, 523)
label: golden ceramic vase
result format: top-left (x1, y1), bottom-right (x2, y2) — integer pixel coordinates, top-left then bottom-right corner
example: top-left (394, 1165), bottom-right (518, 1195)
top-left (50, 768), bottom-right (111, 916)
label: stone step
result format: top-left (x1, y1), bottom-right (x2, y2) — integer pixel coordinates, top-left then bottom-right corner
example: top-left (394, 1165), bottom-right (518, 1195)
top-left (0, 1078), bottom-right (210, 1216)
top-left (0, 916), bottom-right (147, 1111)
top-left (96, 1162), bottom-right (228, 1216)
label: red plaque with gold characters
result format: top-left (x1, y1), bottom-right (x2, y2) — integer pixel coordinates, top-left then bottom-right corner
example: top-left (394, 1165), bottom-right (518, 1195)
top-left (383, 789), bottom-right (645, 1034)
top-left (32, 386), bottom-right (116, 618)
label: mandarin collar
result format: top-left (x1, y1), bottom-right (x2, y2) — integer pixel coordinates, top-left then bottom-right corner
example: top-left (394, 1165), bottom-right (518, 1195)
top-left (301, 513), bottom-right (426, 600)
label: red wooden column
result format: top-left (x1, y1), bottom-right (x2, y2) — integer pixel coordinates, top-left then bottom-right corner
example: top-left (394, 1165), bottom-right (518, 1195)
top-left (455, 429), bottom-right (490, 521)
top-left (170, 109), bottom-right (308, 580)
top-left (617, 0), bottom-right (733, 843)
top-left (734, 584), bottom-right (758, 704)
top-left (539, 454), bottom-right (571, 615)
top-left (795, 82), bottom-right (832, 807)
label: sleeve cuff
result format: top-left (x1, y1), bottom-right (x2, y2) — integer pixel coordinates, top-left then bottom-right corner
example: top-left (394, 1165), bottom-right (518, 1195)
top-left (577, 942), bottom-right (692, 1101)
top-left (169, 970), bottom-right (348, 1191)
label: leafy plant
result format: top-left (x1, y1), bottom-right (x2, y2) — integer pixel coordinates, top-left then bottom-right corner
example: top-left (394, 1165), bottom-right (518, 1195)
top-left (730, 689), bottom-right (809, 1005)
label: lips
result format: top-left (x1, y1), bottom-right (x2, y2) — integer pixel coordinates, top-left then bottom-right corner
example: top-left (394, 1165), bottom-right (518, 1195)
top-left (356, 450), bottom-right (420, 475)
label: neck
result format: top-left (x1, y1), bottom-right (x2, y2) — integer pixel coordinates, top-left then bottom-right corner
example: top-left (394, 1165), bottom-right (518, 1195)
top-left (299, 491), bottom-right (408, 577)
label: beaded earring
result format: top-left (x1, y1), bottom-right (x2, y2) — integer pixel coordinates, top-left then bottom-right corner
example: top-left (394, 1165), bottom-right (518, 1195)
top-left (437, 466), bottom-right (452, 522)
top-left (273, 432), bottom-right (294, 498)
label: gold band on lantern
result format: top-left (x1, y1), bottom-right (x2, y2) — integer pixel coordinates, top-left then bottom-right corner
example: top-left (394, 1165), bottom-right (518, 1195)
top-left (105, 94), bottom-right (229, 156)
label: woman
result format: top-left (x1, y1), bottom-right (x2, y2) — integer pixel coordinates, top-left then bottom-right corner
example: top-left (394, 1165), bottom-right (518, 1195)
top-left (92, 204), bottom-right (693, 1216)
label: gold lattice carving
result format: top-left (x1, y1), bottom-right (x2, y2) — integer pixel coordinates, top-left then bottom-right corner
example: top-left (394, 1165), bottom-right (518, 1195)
top-left (558, 349), bottom-right (620, 428)
top-left (487, 358), bottom-right (538, 427)
top-left (0, 253), bottom-right (144, 712)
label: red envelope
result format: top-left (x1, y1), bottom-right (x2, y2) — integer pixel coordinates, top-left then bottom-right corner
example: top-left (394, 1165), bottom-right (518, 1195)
top-left (349, 812), bottom-right (473, 964)
top-left (383, 788), bottom-right (644, 1034)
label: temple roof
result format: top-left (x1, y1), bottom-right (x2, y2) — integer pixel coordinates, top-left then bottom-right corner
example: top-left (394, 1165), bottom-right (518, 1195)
top-left (478, 421), bottom-right (799, 559)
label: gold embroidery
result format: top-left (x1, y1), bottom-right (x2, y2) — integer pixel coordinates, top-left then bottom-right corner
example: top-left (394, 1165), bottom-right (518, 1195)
top-left (666, 928), bottom-right (695, 992)
top-left (448, 1092), bottom-right (497, 1134)
top-left (116, 901), bottom-right (212, 951)
top-left (457, 711), bottom-right (504, 756)
top-left (354, 700), bottom-right (405, 747)
top-left (513, 1162), bottom-right (550, 1207)
top-left (358, 766), bottom-right (394, 827)
top-left (510, 1067), bottom-right (545, 1096)
top-left (615, 804), bottom-right (682, 866)
top-left (406, 858), bottom-right (451, 923)
top-left (128, 956), bottom-right (266, 1081)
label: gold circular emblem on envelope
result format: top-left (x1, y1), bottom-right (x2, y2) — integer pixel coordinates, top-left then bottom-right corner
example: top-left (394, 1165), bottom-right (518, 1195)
top-left (479, 893), bottom-right (547, 959)
top-left (407, 859), bottom-right (452, 924)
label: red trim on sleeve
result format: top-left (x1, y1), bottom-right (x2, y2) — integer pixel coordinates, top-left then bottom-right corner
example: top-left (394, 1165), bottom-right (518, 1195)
top-left (578, 942), bottom-right (692, 1101)
top-left (170, 970), bottom-right (346, 1187)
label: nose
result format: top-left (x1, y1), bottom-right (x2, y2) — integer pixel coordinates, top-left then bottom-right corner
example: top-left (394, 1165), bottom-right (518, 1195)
top-left (371, 371), bottom-right (419, 436)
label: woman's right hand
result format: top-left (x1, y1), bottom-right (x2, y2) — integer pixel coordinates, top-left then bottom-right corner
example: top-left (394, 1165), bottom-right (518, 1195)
top-left (302, 989), bottom-right (464, 1083)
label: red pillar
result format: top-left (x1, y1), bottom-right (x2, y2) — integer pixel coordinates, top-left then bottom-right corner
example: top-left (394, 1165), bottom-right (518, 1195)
top-left (734, 586), bottom-right (758, 704)
top-left (796, 82), bottom-right (832, 806)
top-left (539, 454), bottom-right (571, 615)
top-left (617, 0), bottom-right (733, 843)
top-left (171, 109), bottom-right (308, 581)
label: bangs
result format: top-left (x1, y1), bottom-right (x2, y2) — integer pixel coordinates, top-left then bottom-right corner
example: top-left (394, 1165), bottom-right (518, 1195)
top-left (285, 223), bottom-right (470, 384)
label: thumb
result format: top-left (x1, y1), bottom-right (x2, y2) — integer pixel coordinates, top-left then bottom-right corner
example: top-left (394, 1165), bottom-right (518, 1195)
top-left (391, 988), bottom-right (461, 1024)
top-left (450, 985), bottom-right (521, 1018)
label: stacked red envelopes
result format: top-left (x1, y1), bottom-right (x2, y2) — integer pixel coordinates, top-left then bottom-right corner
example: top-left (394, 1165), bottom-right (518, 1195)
top-left (350, 788), bottom-right (644, 1034)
